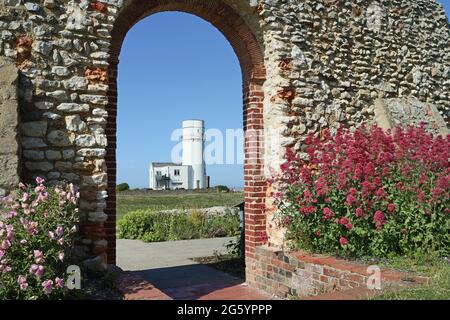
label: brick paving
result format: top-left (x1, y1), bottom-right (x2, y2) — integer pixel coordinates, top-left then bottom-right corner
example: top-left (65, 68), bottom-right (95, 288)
top-left (117, 271), bottom-right (270, 300)
top-left (116, 238), bottom-right (271, 300)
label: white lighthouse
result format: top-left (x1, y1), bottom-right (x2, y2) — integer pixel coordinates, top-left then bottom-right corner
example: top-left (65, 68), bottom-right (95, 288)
top-left (149, 120), bottom-right (209, 190)
top-left (182, 120), bottom-right (207, 189)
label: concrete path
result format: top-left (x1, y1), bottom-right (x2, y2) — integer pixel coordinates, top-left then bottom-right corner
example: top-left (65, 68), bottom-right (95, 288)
top-left (116, 238), bottom-right (270, 300)
top-left (117, 237), bottom-right (234, 270)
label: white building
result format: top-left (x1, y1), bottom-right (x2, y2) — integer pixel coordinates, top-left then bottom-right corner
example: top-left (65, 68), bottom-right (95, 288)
top-left (149, 120), bottom-right (209, 190)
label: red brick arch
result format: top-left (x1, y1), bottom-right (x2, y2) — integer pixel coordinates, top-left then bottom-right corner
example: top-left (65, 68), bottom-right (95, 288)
top-left (104, 0), bottom-right (267, 269)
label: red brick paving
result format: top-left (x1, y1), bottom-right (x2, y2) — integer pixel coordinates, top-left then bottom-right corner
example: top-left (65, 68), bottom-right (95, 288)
top-left (117, 272), bottom-right (270, 300)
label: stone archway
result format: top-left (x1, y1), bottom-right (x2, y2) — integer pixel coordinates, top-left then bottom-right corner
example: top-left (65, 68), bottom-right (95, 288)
top-left (103, 0), bottom-right (267, 276)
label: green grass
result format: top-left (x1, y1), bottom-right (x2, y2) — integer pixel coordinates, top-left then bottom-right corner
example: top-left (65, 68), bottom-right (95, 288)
top-left (371, 254), bottom-right (450, 300)
top-left (117, 191), bottom-right (243, 219)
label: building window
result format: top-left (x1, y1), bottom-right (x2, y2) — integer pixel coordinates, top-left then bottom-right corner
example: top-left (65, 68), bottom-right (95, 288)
top-left (174, 169), bottom-right (180, 176)
top-left (156, 171), bottom-right (161, 176)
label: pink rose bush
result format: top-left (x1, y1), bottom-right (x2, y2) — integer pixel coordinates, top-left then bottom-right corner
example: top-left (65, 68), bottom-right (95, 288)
top-left (271, 125), bottom-right (449, 258)
top-left (0, 178), bottom-right (79, 299)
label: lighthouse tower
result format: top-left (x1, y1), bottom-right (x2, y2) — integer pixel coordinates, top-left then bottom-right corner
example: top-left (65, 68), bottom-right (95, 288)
top-left (182, 120), bottom-right (207, 189)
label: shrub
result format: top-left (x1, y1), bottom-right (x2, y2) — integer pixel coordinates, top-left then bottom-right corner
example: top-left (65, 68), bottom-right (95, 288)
top-left (0, 178), bottom-right (79, 300)
top-left (271, 125), bottom-right (450, 258)
top-left (215, 185), bottom-right (230, 193)
top-left (117, 209), bottom-right (240, 242)
top-left (116, 183), bottom-right (130, 192)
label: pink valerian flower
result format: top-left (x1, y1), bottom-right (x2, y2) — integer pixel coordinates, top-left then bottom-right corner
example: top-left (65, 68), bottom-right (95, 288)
top-left (0, 250), bottom-right (5, 260)
top-left (387, 203), bottom-right (396, 213)
top-left (48, 231), bottom-right (56, 240)
top-left (55, 277), bottom-right (64, 289)
top-left (345, 194), bottom-right (357, 206)
top-left (355, 207), bottom-right (365, 218)
top-left (322, 207), bottom-right (335, 220)
top-left (42, 280), bottom-right (53, 295)
top-left (58, 252), bottom-right (65, 262)
top-left (300, 205), bottom-right (317, 215)
top-left (339, 217), bottom-right (349, 225)
top-left (17, 275), bottom-right (28, 291)
top-left (432, 188), bottom-right (443, 199)
top-left (315, 230), bottom-right (321, 237)
top-left (375, 188), bottom-right (387, 199)
top-left (339, 237), bottom-right (348, 246)
top-left (29, 264), bottom-right (45, 278)
top-left (34, 250), bottom-right (44, 263)
top-left (373, 210), bottom-right (387, 230)
top-left (57, 238), bottom-right (64, 246)
top-left (417, 191), bottom-right (427, 203)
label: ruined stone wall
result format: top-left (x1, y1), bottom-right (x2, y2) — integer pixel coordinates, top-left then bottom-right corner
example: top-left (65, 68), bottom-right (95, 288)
top-left (0, 57), bottom-right (20, 196)
top-left (0, 0), bottom-right (448, 270)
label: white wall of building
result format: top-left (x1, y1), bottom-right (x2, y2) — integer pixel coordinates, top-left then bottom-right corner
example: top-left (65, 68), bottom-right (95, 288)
top-left (182, 120), bottom-right (207, 189)
top-left (148, 120), bottom-right (208, 190)
top-left (149, 164), bottom-right (190, 190)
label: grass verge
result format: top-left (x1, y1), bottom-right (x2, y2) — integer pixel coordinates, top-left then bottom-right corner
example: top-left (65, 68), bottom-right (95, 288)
top-left (117, 191), bottom-right (243, 219)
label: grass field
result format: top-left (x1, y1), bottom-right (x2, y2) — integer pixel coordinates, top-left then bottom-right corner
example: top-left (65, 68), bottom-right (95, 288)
top-left (371, 254), bottom-right (450, 300)
top-left (116, 191), bottom-right (244, 219)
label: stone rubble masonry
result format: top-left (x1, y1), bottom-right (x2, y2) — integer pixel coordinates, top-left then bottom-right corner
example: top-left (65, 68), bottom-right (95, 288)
top-left (374, 97), bottom-right (449, 136)
top-left (247, 246), bottom-right (430, 299)
top-left (0, 0), bottom-right (448, 280)
top-left (0, 57), bottom-right (20, 196)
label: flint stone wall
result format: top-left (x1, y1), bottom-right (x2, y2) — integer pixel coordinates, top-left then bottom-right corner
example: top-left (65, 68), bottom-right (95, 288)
top-left (0, 57), bottom-right (20, 196)
top-left (0, 0), bottom-right (448, 271)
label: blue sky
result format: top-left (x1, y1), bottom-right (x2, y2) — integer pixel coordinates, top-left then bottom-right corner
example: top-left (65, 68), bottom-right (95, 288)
top-left (117, 12), bottom-right (242, 188)
top-left (117, 2), bottom-right (450, 189)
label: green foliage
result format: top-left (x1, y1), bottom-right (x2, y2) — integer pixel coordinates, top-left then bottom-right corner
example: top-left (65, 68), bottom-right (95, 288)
top-left (0, 179), bottom-right (79, 300)
top-left (273, 126), bottom-right (450, 258)
top-left (215, 185), bottom-right (230, 193)
top-left (116, 183), bottom-right (130, 192)
top-left (117, 209), bottom-right (240, 242)
top-left (371, 254), bottom-right (450, 300)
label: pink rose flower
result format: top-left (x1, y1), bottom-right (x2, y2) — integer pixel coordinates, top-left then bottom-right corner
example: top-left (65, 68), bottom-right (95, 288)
top-left (55, 226), bottom-right (64, 238)
top-left (35, 177), bottom-right (45, 185)
top-left (30, 264), bottom-right (45, 278)
top-left (17, 275), bottom-right (28, 291)
top-left (55, 277), bottom-right (64, 289)
top-left (42, 280), bottom-right (53, 295)
top-left (34, 250), bottom-right (44, 263)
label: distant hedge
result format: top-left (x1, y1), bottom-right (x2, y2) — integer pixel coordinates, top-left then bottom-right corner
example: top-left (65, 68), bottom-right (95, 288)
top-left (117, 209), bottom-right (240, 242)
top-left (215, 185), bottom-right (230, 192)
top-left (116, 183), bottom-right (130, 192)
